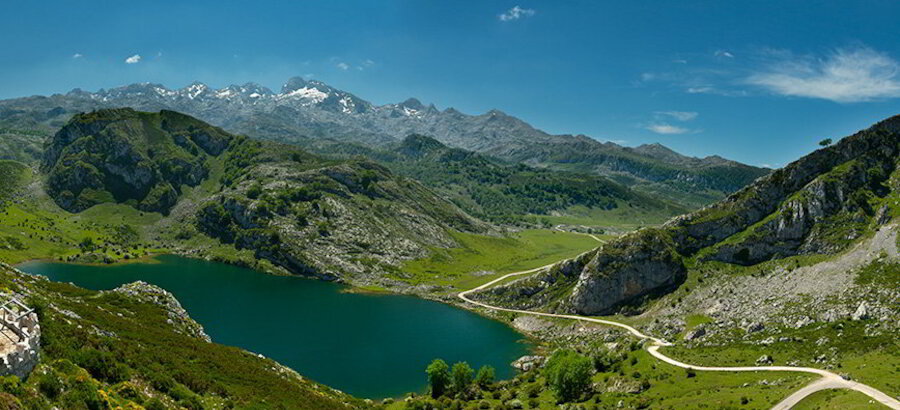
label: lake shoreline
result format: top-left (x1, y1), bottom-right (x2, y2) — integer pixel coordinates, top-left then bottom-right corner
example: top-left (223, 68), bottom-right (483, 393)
top-left (20, 255), bottom-right (538, 399)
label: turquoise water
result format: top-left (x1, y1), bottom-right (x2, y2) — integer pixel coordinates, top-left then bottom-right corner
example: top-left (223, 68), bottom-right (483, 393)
top-left (19, 255), bottom-right (531, 399)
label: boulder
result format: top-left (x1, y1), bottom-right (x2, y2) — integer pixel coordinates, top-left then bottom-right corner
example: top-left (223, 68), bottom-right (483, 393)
top-left (745, 322), bottom-right (764, 333)
top-left (511, 355), bottom-right (544, 372)
top-left (852, 302), bottom-right (869, 320)
top-left (684, 326), bottom-right (706, 341)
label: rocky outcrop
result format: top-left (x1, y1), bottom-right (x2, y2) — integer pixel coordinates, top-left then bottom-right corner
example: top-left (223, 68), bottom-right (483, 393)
top-left (705, 147), bottom-right (895, 264)
top-left (41, 108), bottom-right (231, 214)
top-left (195, 153), bottom-right (487, 285)
top-left (111, 281), bottom-right (211, 342)
top-left (568, 229), bottom-right (686, 315)
top-left (665, 120), bottom-right (899, 255)
top-left (478, 116), bottom-right (898, 316)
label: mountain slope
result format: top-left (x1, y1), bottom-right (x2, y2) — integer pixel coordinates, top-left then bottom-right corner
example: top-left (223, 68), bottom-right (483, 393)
top-left (471, 114), bottom-right (899, 316)
top-left (42, 109), bottom-right (232, 213)
top-left (32, 108), bottom-right (487, 285)
top-left (0, 78), bottom-right (769, 208)
top-left (311, 133), bottom-right (687, 224)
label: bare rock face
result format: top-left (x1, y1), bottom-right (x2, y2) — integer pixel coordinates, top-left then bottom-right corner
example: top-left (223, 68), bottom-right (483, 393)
top-left (568, 229), bottom-right (685, 315)
top-left (557, 119), bottom-right (897, 317)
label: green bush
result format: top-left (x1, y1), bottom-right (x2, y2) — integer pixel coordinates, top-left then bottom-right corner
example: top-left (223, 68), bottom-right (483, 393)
top-left (144, 398), bottom-right (167, 410)
top-left (426, 359), bottom-right (451, 398)
top-left (0, 376), bottom-right (22, 396)
top-left (451, 362), bottom-right (474, 394)
top-left (544, 349), bottom-right (593, 402)
top-left (37, 373), bottom-right (63, 399)
top-left (475, 365), bottom-right (495, 389)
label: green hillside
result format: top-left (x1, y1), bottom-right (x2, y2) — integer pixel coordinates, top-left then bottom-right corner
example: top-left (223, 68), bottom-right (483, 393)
top-left (311, 134), bottom-right (687, 226)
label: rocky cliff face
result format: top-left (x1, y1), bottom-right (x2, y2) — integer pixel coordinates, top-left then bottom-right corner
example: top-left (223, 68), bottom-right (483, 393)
top-left (474, 115), bottom-right (899, 316)
top-left (568, 230), bottom-right (686, 314)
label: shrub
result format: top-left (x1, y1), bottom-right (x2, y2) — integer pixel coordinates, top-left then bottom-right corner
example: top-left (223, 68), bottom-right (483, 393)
top-left (543, 349), bottom-right (593, 402)
top-left (247, 184), bottom-right (263, 199)
top-left (38, 373), bottom-right (63, 399)
top-left (150, 372), bottom-right (176, 393)
top-left (525, 383), bottom-right (541, 398)
top-left (74, 348), bottom-right (131, 383)
top-left (426, 359), bottom-right (451, 398)
top-left (475, 365), bottom-right (495, 389)
top-left (451, 362), bottom-right (474, 394)
top-left (0, 376), bottom-right (22, 396)
top-left (144, 398), bottom-right (166, 410)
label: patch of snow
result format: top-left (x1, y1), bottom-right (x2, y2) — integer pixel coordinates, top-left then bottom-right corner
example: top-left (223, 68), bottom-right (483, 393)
top-left (154, 87), bottom-right (176, 97)
top-left (215, 88), bottom-right (236, 99)
top-left (277, 87), bottom-right (328, 104)
top-left (339, 96), bottom-right (354, 114)
top-left (185, 84), bottom-right (207, 99)
top-left (402, 106), bottom-right (421, 117)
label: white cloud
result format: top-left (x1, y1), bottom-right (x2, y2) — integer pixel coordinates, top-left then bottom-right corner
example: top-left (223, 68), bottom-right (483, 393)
top-left (746, 46), bottom-right (900, 102)
top-left (336, 62), bottom-right (349, 71)
top-left (715, 50), bottom-right (734, 58)
top-left (363, 59), bottom-right (375, 67)
top-left (125, 54), bottom-right (142, 64)
top-left (655, 111), bottom-right (698, 121)
top-left (499, 6), bottom-right (535, 21)
top-left (646, 124), bottom-right (689, 135)
top-left (72, 53), bottom-right (83, 59)
top-left (686, 86), bottom-right (714, 94)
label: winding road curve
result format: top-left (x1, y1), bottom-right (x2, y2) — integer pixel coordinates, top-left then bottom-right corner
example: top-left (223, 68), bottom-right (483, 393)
top-left (457, 234), bottom-right (900, 409)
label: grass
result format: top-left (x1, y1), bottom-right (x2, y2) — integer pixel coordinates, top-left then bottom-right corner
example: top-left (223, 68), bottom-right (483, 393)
top-left (0, 201), bottom-right (165, 264)
top-left (0, 160), bottom-right (31, 201)
top-left (537, 203), bottom-right (679, 231)
top-left (792, 388), bottom-right (890, 409)
top-left (396, 229), bottom-right (604, 291)
top-left (388, 348), bottom-right (813, 410)
top-left (660, 319), bottom-right (900, 398)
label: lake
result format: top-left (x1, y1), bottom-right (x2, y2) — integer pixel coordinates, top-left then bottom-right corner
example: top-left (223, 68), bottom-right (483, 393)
top-left (18, 255), bottom-right (532, 399)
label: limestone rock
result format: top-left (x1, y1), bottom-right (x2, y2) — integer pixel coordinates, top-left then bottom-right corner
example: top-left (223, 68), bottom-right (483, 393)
top-left (852, 302), bottom-right (869, 320)
top-left (684, 326), bottom-right (706, 341)
top-left (511, 355), bottom-right (544, 372)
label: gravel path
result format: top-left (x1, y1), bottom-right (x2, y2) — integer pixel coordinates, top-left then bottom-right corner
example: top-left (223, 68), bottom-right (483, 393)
top-left (458, 233), bottom-right (900, 409)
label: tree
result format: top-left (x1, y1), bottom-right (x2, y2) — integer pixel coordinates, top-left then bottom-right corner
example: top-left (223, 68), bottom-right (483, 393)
top-left (426, 359), bottom-right (451, 398)
top-left (819, 138), bottom-right (833, 147)
top-left (451, 362), bottom-right (474, 394)
top-left (475, 365), bottom-right (495, 389)
top-left (544, 349), bottom-right (593, 402)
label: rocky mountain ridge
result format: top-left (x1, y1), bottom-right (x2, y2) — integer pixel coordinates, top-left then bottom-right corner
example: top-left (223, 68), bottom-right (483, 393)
top-left (471, 115), bottom-right (899, 316)
top-left (37, 108), bottom-right (487, 285)
top-left (0, 77), bottom-right (769, 207)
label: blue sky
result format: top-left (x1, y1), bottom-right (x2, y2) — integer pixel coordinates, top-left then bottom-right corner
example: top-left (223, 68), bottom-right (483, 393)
top-left (2, 1), bottom-right (900, 167)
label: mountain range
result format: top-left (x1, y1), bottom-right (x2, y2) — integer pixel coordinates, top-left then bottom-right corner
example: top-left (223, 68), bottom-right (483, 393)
top-left (0, 77), bottom-right (770, 208)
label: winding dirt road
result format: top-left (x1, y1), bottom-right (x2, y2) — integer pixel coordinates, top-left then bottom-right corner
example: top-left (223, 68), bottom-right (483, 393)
top-left (457, 235), bottom-right (900, 409)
